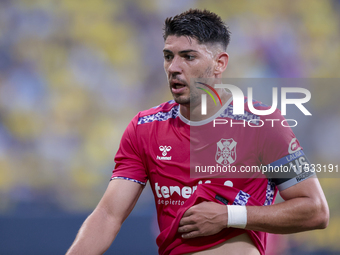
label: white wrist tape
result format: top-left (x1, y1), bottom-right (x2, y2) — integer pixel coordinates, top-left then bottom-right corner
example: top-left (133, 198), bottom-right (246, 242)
top-left (227, 205), bottom-right (247, 229)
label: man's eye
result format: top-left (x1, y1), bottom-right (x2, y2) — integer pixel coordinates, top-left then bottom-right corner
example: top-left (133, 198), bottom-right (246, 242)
top-left (164, 55), bottom-right (173, 61)
top-left (185, 55), bottom-right (195, 60)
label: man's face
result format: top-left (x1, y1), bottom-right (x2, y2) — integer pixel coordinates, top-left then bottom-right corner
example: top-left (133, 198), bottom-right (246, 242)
top-left (163, 35), bottom-right (216, 106)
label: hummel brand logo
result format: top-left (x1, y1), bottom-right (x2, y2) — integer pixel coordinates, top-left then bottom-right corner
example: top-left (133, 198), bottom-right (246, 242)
top-left (157, 146), bottom-right (172, 160)
top-left (159, 146), bottom-right (171, 156)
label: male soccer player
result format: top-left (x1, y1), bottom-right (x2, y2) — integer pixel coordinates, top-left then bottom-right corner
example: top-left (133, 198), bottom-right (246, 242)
top-left (67, 9), bottom-right (329, 255)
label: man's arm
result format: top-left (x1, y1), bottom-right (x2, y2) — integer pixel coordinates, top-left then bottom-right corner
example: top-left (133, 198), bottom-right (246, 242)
top-left (66, 179), bottom-right (144, 255)
top-left (246, 177), bottom-right (329, 233)
top-left (178, 177), bottom-right (329, 238)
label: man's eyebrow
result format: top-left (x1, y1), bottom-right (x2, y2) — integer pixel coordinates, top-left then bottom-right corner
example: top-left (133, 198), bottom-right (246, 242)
top-left (163, 49), bottom-right (198, 54)
top-left (179, 50), bottom-right (198, 54)
top-left (163, 49), bottom-right (173, 54)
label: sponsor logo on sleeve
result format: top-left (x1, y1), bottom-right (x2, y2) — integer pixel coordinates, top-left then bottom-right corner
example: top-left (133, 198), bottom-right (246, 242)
top-left (288, 138), bottom-right (301, 154)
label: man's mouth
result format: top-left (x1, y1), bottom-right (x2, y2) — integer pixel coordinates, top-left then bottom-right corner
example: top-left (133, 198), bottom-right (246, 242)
top-left (174, 83), bottom-right (185, 88)
top-left (171, 80), bottom-right (187, 94)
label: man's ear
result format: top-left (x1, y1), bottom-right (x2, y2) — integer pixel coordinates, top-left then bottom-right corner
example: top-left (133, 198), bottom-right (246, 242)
top-left (214, 52), bottom-right (229, 76)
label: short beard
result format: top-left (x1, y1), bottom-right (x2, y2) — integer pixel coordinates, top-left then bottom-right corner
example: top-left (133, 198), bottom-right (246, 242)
top-left (171, 65), bottom-right (214, 106)
top-left (173, 95), bottom-right (190, 105)
top-left (172, 91), bottom-right (200, 106)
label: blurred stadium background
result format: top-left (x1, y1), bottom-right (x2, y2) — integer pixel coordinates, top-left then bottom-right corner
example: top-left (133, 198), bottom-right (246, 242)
top-left (0, 0), bottom-right (339, 254)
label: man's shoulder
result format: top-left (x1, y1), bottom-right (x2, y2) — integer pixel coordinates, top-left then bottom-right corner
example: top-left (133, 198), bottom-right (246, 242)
top-left (242, 97), bottom-right (283, 118)
top-left (136, 100), bottom-right (180, 125)
top-left (243, 97), bottom-right (273, 110)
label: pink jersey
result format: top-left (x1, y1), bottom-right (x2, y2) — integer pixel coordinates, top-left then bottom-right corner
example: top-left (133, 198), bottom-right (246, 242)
top-left (111, 98), bottom-right (314, 255)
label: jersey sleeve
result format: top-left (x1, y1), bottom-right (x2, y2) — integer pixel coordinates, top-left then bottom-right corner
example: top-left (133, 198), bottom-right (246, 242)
top-left (111, 114), bottom-right (148, 185)
top-left (258, 109), bottom-right (315, 191)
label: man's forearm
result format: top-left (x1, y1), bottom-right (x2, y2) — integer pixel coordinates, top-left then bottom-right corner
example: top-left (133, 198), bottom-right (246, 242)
top-left (178, 178), bottom-right (328, 239)
top-left (246, 196), bottom-right (328, 234)
top-left (66, 207), bottom-right (121, 255)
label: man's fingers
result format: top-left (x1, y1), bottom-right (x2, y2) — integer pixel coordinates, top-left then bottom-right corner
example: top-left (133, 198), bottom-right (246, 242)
top-left (182, 207), bottom-right (194, 217)
top-left (179, 216), bottom-right (196, 226)
top-left (181, 230), bottom-right (202, 239)
top-left (178, 224), bottom-right (198, 233)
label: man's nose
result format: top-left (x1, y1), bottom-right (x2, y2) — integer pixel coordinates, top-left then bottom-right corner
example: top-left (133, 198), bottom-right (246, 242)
top-left (167, 56), bottom-right (183, 75)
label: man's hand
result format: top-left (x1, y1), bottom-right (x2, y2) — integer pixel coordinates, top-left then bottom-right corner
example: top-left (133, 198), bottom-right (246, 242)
top-left (178, 201), bottom-right (228, 239)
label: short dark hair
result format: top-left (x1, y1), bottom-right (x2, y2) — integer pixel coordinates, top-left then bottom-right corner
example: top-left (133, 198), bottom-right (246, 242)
top-left (163, 9), bottom-right (231, 50)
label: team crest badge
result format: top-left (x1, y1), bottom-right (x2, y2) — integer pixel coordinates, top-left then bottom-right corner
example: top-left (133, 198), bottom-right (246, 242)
top-left (215, 138), bottom-right (237, 166)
